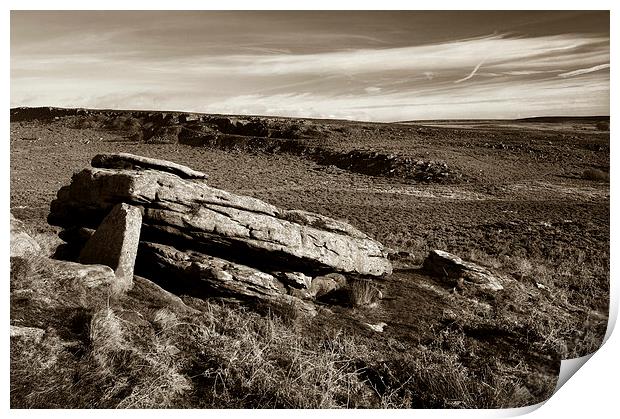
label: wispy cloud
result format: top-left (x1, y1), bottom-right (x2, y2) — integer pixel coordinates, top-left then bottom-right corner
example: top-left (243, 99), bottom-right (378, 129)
top-left (10, 12), bottom-right (610, 120)
top-left (364, 86), bottom-right (382, 94)
top-left (198, 72), bottom-right (609, 121)
top-left (558, 63), bottom-right (610, 78)
top-left (454, 60), bottom-right (484, 83)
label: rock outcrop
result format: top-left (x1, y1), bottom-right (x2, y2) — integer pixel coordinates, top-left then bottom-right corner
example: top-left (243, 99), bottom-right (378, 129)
top-left (78, 203), bottom-right (142, 292)
top-left (47, 153), bottom-right (392, 311)
top-left (422, 249), bottom-right (504, 292)
top-left (49, 154), bottom-right (392, 277)
top-left (10, 215), bottom-right (119, 313)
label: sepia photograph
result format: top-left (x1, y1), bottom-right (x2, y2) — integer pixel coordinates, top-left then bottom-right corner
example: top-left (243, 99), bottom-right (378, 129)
top-left (8, 7), bottom-right (610, 410)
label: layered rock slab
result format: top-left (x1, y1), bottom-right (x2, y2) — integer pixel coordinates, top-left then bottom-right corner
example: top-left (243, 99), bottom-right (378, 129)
top-left (48, 161), bottom-right (392, 277)
top-left (91, 152), bottom-right (209, 180)
top-left (136, 242), bottom-right (316, 316)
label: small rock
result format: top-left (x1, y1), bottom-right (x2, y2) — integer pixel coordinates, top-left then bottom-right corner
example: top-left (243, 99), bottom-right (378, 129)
top-left (10, 325), bottom-right (45, 344)
top-left (365, 322), bottom-right (387, 333)
top-left (423, 249), bottom-right (504, 292)
top-left (308, 273), bottom-right (347, 298)
top-left (275, 271), bottom-right (313, 289)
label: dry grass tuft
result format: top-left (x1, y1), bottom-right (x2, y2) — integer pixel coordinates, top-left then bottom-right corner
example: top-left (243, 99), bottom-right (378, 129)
top-left (86, 308), bottom-right (192, 408)
top-left (345, 279), bottom-right (382, 307)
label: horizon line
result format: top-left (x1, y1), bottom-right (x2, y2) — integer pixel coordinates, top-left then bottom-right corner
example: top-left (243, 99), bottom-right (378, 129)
top-left (9, 105), bottom-right (611, 124)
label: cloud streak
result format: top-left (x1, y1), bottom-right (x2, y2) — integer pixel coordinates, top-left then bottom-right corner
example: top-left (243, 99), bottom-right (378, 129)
top-left (558, 63), bottom-right (610, 78)
top-left (454, 60), bottom-right (484, 83)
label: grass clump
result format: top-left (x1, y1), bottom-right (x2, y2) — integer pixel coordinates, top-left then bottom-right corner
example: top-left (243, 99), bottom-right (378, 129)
top-left (87, 308), bottom-right (192, 408)
top-left (345, 279), bottom-right (382, 307)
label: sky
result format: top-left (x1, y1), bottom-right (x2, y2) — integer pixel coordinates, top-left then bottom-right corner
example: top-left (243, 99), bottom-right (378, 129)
top-left (10, 11), bottom-right (610, 121)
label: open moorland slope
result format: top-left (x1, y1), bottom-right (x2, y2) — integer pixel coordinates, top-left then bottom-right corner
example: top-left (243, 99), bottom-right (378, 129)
top-left (9, 107), bottom-right (609, 408)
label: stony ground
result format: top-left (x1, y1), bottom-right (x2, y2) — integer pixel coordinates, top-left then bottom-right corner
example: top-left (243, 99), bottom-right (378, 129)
top-left (9, 111), bottom-right (609, 408)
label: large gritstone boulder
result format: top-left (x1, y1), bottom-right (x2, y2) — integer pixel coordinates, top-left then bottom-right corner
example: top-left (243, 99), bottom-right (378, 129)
top-left (48, 154), bottom-right (392, 278)
top-left (47, 153), bottom-right (392, 310)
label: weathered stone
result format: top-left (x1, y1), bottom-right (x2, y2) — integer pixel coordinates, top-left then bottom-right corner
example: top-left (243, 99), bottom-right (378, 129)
top-left (289, 288), bottom-right (313, 300)
top-left (364, 322), bottom-right (387, 333)
top-left (10, 213), bottom-right (41, 257)
top-left (136, 242), bottom-right (316, 316)
top-left (423, 250), bottom-right (504, 292)
top-left (308, 273), bottom-right (347, 299)
top-left (138, 242), bottom-right (285, 298)
top-left (10, 256), bottom-right (116, 311)
top-left (274, 271), bottom-right (313, 289)
top-left (125, 275), bottom-right (198, 315)
top-left (53, 227), bottom-right (96, 261)
top-left (91, 152), bottom-right (209, 180)
top-left (49, 166), bottom-right (392, 277)
top-left (79, 203), bottom-right (142, 292)
top-left (10, 325), bottom-right (45, 343)
top-left (31, 232), bottom-right (65, 258)
top-left (10, 255), bottom-right (116, 342)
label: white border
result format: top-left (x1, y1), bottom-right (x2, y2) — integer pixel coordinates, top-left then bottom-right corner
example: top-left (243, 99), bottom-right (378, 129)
top-left (3, 2), bottom-right (617, 418)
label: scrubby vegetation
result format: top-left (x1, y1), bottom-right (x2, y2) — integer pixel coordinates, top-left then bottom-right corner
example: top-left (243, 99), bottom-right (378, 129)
top-left (376, 227), bottom-right (609, 359)
top-left (595, 121), bottom-right (609, 131)
top-left (10, 287), bottom-right (556, 409)
top-left (582, 168), bottom-right (609, 182)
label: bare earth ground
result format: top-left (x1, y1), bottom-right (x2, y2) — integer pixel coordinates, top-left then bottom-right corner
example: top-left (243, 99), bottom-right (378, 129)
top-left (10, 111), bottom-right (609, 408)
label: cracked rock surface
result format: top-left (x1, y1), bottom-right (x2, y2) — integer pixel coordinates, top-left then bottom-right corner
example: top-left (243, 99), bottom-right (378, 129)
top-left (48, 153), bottom-right (392, 308)
top-left (49, 157), bottom-right (392, 278)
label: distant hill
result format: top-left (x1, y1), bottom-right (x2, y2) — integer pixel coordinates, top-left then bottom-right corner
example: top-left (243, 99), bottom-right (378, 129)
top-left (397, 116), bottom-right (609, 124)
top-left (516, 116), bottom-right (609, 123)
